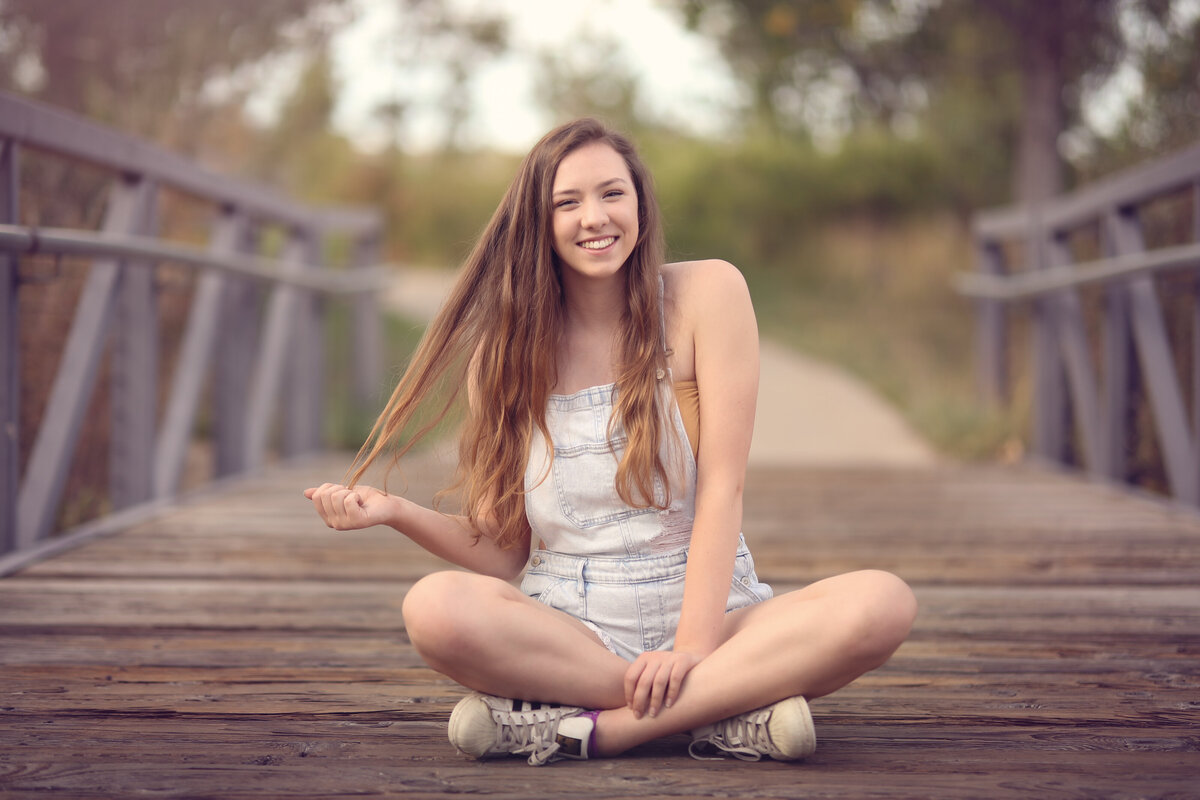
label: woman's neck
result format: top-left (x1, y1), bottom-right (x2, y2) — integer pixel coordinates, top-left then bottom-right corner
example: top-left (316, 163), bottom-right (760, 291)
top-left (561, 271), bottom-right (626, 331)
top-left (556, 274), bottom-right (626, 393)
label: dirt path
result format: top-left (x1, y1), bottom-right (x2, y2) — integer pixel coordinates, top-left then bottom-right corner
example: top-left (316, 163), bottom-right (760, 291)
top-left (385, 267), bottom-right (936, 467)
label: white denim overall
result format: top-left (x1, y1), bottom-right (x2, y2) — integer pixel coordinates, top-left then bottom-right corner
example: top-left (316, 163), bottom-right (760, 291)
top-left (519, 371), bottom-right (773, 662)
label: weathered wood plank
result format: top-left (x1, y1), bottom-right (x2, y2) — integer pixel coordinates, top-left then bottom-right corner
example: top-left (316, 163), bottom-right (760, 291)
top-left (1, 722), bottom-right (1196, 799)
top-left (2, 453), bottom-right (1199, 799)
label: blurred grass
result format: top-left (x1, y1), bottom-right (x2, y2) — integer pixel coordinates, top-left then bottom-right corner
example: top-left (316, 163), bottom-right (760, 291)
top-left (323, 302), bottom-right (459, 455)
top-left (745, 214), bottom-right (1026, 461)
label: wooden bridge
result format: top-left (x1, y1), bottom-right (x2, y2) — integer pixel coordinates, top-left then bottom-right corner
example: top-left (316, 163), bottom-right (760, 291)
top-left (2, 93), bottom-right (1198, 798)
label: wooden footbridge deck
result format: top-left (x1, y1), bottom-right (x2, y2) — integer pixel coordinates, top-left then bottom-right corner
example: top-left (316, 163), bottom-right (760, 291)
top-left (2, 451), bottom-right (1198, 799)
top-left (3, 92), bottom-right (1200, 799)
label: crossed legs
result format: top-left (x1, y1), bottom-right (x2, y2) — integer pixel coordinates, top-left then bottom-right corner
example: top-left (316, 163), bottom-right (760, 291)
top-left (402, 568), bottom-right (916, 757)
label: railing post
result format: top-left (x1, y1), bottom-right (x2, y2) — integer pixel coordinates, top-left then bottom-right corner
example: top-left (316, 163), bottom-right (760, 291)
top-left (109, 180), bottom-right (160, 510)
top-left (1029, 223), bottom-right (1068, 462)
top-left (213, 227), bottom-right (261, 479)
top-left (1047, 232), bottom-right (1101, 473)
top-left (1193, 181), bottom-right (1200, 490)
top-left (154, 207), bottom-right (247, 499)
top-left (16, 175), bottom-right (157, 547)
top-left (1107, 204), bottom-right (1198, 505)
top-left (1099, 212), bottom-right (1133, 484)
top-left (282, 229), bottom-right (324, 459)
top-left (244, 228), bottom-right (308, 470)
top-left (974, 239), bottom-right (1007, 404)
top-left (0, 139), bottom-right (18, 556)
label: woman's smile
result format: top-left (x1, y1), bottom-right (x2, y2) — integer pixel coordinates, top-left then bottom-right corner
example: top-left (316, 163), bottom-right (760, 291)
top-left (552, 140), bottom-right (639, 281)
top-left (579, 235), bottom-right (617, 251)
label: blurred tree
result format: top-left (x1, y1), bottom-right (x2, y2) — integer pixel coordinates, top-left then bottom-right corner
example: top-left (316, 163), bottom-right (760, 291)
top-left (391, 0), bottom-right (508, 152)
top-left (252, 45), bottom-right (361, 200)
top-left (1091, 3), bottom-right (1200, 173)
top-left (671, 0), bottom-right (1185, 206)
top-left (967, 1), bottom-right (1121, 205)
top-left (532, 32), bottom-right (644, 135)
top-left (0, 0), bottom-right (347, 153)
top-left (673, 0), bottom-right (926, 140)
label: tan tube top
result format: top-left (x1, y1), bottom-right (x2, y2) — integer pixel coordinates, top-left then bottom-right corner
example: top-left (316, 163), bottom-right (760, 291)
top-left (673, 380), bottom-right (699, 460)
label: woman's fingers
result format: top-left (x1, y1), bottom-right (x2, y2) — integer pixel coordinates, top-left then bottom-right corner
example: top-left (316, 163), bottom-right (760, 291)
top-left (623, 651), bottom-right (701, 718)
top-left (623, 658), bottom-right (647, 712)
top-left (630, 659), bottom-right (659, 719)
top-left (649, 661), bottom-right (674, 716)
top-left (304, 483), bottom-right (369, 531)
top-left (340, 490), bottom-right (363, 518)
top-left (665, 658), bottom-right (686, 709)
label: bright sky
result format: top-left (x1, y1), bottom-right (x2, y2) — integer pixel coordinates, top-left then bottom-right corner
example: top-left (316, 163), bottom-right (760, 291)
top-left (323, 0), bottom-right (739, 152)
top-left (242, 0), bottom-right (1200, 156)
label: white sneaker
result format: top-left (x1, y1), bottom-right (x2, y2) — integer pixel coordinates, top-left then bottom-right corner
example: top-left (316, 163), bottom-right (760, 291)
top-left (448, 693), bottom-right (596, 766)
top-left (688, 696), bottom-right (816, 761)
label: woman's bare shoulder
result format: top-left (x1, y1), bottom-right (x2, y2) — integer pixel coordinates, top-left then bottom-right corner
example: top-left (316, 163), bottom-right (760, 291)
top-left (662, 259), bottom-right (751, 313)
top-left (663, 258), bottom-right (745, 279)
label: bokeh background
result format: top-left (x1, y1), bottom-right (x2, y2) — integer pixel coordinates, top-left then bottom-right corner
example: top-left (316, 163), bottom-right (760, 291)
top-left (5, 0), bottom-right (1199, 519)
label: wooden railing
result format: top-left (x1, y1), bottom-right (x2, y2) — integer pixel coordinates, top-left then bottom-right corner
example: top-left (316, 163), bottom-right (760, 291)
top-left (0, 91), bottom-right (385, 567)
top-left (959, 140), bottom-right (1200, 505)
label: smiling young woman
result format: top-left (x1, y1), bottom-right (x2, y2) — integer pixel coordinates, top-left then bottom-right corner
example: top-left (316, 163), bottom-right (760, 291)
top-left (305, 117), bottom-right (917, 766)
top-left (551, 140), bottom-right (639, 286)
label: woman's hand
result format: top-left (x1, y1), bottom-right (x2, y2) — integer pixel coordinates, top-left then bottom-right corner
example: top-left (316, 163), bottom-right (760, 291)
top-left (623, 649), bottom-right (703, 719)
top-left (304, 483), bottom-right (396, 531)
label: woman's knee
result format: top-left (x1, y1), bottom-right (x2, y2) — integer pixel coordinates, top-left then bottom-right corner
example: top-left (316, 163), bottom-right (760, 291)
top-left (402, 571), bottom-right (498, 658)
top-left (844, 570), bottom-right (917, 666)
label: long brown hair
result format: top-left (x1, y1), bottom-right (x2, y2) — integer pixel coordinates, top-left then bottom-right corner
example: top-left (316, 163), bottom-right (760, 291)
top-left (346, 118), bottom-right (672, 549)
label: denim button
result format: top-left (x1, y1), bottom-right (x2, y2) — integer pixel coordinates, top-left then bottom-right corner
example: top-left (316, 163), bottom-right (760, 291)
top-left (740, 575), bottom-right (751, 585)
top-left (531, 555), bottom-right (543, 567)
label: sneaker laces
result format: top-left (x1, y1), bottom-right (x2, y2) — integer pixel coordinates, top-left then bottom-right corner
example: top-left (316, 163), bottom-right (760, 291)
top-left (491, 706), bottom-right (571, 766)
top-left (688, 707), bottom-right (775, 762)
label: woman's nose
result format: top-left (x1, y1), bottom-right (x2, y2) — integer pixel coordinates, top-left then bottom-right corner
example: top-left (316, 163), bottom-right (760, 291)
top-left (581, 197), bottom-right (608, 229)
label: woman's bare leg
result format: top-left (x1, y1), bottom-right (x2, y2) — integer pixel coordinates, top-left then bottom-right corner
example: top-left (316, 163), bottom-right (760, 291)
top-left (406, 568), bottom-right (916, 758)
top-left (402, 570), bottom-right (629, 709)
top-left (592, 569), bottom-right (917, 756)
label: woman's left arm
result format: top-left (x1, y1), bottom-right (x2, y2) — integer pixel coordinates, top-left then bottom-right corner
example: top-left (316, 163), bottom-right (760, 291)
top-left (624, 260), bottom-right (759, 717)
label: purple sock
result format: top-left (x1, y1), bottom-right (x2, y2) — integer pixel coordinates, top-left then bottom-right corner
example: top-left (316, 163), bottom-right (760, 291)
top-left (581, 709), bottom-right (602, 757)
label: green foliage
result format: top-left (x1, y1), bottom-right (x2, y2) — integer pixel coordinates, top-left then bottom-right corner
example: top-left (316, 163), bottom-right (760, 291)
top-left (645, 129), bottom-right (954, 268)
top-left (1080, 6), bottom-right (1200, 177)
top-left (249, 47), bottom-right (367, 205)
top-left (322, 305), bottom-right (432, 452)
top-left (744, 214), bottom-right (1023, 459)
top-left (374, 150), bottom-right (521, 266)
top-left (533, 32), bottom-right (643, 135)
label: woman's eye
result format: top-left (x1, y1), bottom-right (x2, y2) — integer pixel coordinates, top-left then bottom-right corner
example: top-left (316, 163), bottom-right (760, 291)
top-left (604, 190), bottom-right (624, 199)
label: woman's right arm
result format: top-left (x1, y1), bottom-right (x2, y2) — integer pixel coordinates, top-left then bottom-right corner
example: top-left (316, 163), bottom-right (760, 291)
top-left (304, 482), bottom-right (531, 580)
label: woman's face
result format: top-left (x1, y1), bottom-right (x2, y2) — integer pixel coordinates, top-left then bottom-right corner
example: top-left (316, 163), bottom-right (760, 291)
top-left (550, 141), bottom-right (639, 283)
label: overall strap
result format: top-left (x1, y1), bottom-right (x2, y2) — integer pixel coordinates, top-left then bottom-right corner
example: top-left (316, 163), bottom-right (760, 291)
top-left (657, 273), bottom-right (673, 361)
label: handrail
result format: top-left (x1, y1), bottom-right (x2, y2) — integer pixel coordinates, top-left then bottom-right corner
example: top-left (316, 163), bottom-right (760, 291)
top-left (0, 224), bottom-right (387, 294)
top-left (0, 91), bottom-right (377, 235)
top-left (955, 240), bottom-right (1200, 301)
top-left (1, 90), bottom-right (386, 566)
top-left (974, 140), bottom-right (1200, 239)
top-left (960, 139), bottom-right (1200, 507)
